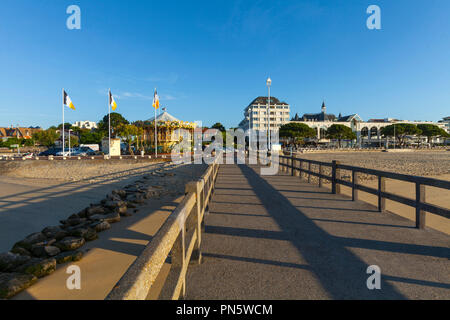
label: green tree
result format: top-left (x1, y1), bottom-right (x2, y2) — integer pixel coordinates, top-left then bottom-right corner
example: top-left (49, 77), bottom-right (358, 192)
top-left (326, 124), bottom-right (357, 147)
top-left (23, 138), bottom-right (35, 147)
top-left (279, 123), bottom-right (316, 145)
top-left (64, 135), bottom-right (79, 148)
top-left (57, 122), bottom-right (73, 130)
top-left (97, 112), bottom-right (129, 137)
top-left (33, 129), bottom-right (59, 147)
top-left (79, 129), bottom-right (105, 145)
top-left (380, 124), bottom-right (421, 146)
top-left (417, 124), bottom-right (449, 144)
top-left (211, 122), bottom-right (226, 132)
top-left (117, 124), bottom-right (142, 155)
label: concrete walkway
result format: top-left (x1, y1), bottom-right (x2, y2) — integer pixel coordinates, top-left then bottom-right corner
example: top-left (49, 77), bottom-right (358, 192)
top-left (185, 164), bottom-right (450, 299)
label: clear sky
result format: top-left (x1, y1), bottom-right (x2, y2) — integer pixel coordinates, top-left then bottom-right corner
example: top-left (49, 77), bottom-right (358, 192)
top-left (0, 0), bottom-right (449, 129)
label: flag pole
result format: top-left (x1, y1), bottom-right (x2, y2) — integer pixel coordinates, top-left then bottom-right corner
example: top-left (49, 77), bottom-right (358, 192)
top-left (154, 94), bottom-right (157, 158)
top-left (108, 88), bottom-right (111, 157)
top-left (62, 88), bottom-right (65, 157)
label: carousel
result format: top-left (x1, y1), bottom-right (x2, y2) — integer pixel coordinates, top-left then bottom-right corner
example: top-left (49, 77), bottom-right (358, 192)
top-left (141, 110), bottom-right (196, 153)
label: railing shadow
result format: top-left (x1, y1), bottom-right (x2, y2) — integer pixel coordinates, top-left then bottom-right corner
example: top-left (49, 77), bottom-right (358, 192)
top-left (237, 164), bottom-right (407, 299)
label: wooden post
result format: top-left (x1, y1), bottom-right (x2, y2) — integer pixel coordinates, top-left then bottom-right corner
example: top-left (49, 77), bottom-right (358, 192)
top-left (352, 170), bottom-right (359, 201)
top-left (172, 224), bottom-right (186, 298)
top-left (294, 159), bottom-right (300, 177)
top-left (378, 176), bottom-right (386, 212)
top-left (415, 183), bottom-right (426, 229)
top-left (307, 162), bottom-right (311, 183)
top-left (291, 154), bottom-right (294, 176)
top-left (318, 164), bottom-right (323, 188)
top-left (185, 181), bottom-right (202, 264)
top-left (332, 160), bottom-right (341, 194)
top-left (299, 160), bottom-right (303, 180)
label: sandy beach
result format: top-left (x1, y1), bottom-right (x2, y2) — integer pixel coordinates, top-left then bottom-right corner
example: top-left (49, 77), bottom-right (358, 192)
top-left (0, 159), bottom-right (206, 252)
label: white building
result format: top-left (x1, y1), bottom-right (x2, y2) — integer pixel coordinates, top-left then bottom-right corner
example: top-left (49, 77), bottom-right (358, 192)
top-left (289, 102), bottom-right (447, 146)
top-left (238, 96), bottom-right (290, 133)
top-left (438, 116), bottom-right (450, 134)
top-left (72, 121), bottom-right (98, 130)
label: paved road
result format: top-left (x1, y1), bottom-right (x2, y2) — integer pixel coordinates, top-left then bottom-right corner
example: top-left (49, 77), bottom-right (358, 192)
top-left (185, 164), bottom-right (450, 299)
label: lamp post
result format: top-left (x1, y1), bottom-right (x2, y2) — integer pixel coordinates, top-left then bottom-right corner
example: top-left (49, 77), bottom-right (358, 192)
top-left (266, 77), bottom-right (271, 151)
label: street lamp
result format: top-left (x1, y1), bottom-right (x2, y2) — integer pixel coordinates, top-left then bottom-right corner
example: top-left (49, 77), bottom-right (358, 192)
top-left (266, 77), bottom-right (271, 151)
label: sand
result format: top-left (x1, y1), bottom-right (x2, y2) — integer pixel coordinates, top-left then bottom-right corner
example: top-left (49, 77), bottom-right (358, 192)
top-left (286, 151), bottom-right (450, 235)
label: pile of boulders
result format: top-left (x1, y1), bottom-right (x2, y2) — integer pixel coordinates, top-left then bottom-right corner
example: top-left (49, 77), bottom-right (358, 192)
top-left (0, 175), bottom-right (168, 299)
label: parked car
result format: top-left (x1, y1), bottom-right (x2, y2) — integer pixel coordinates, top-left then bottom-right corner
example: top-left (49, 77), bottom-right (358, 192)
top-left (38, 148), bottom-right (61, 156)
top-left (73, 146), bottom-right (96, 156)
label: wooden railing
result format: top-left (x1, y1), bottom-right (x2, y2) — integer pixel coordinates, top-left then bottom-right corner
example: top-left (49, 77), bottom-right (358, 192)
top-left (106, 156), bottom-right (221, 300)
top-left (277, 155), bottom-right (450, 229)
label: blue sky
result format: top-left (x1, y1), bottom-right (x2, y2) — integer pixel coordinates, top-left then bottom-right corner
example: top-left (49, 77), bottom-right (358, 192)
top-left (0, 0), bottom-right (449, 129)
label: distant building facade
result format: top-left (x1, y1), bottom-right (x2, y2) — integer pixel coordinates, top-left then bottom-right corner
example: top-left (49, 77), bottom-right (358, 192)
top-left (289, 102), bottom-right (447, 146)
top-left (238, 96), bottom-right (290, 133)
top-left (438, 116), bottom-right (450, 134)
top-left (0, 126), bottom-right (42, 141)
top-left (72, 121), bottom-right (97, 130)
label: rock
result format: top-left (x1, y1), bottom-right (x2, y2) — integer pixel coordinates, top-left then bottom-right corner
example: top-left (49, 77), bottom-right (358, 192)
top-left (69, 228), bottom-right (89, 238)
top-left (127, 202), bottom-right (137, 208)
top-left (0, 252), bottom-right (31, 272)
top-left (83, 229), bottom-right (98, 241)
top-left (10, 247), bottom-right (31, 257)
top-left (31, 245), bottom-right (60, 258)
top-left (116, 205), bottom-right (128, 215)
top-left (0, 272), bottom-right (37, 299)
top-left (15, 258), bottom-right (56, 278)
top-left (126, 193), bottom-right (145, 204)
top-left (60, 218), bottom-right (86, 227)
top-left (12, 232), bottom-right (47, 251)
top-left (107, 193), bottom-right (122, 201)
top-left (77, 208), bottom-right (89, 218)
top-left (55, 251), bottom-right (83, 264)
top-left (87, 205), bottom-right (107, 216)
top-left (103, 200), bottom-right (126, 209)
top-left (55, 237), bottom-right (85, 252)
top-left (112, 189), bottom-right (127, 198)
top-left (68, 213), bottom-right (79, 220)
top-left (103, 212), bottom-right (121, 223)
top-left (89, 214), bottom-right (106, 221)
top-left (64, 220), bottom-right (92, 232)
top-left (90, 221), bottom-right (111, 233)
top-left (144, 187), bottom-right (161, 199)
top-left (42, 226), bottom-right (69, 240)
top-left (90, 212), bottom-right (120, 224)
top-left (120, 212), bottom-right (133, 217)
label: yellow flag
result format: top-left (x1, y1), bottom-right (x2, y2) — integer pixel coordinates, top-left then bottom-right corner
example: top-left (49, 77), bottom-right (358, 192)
top-left (152, 89), bottom-right (160, 109)
top-left (63, 90), bottom-right (75, 110)
top-left (109, 90), bottom-right (117, 111)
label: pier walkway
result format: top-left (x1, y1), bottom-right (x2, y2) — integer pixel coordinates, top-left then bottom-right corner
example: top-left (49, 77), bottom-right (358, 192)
top-left (184, 164), bottom-right (450, 299)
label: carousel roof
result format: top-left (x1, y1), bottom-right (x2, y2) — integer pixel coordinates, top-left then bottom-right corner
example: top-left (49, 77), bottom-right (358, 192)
top-left (148, 111), bottom-right (181, 122)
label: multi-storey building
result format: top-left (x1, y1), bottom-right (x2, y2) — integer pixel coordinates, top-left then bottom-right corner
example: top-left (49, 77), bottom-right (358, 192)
top-left (72, 121), bottom-right (98, 130)
top-left (238, 96), bottom-right (290, 133)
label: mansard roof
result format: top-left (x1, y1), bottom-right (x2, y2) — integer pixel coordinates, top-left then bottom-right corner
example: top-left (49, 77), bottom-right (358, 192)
top-left (248, 96), bottom-right (289, 106)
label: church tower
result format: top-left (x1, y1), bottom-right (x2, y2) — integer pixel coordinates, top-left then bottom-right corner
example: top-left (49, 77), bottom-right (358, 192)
top-left (321, 101), bottom-right (326, 114)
